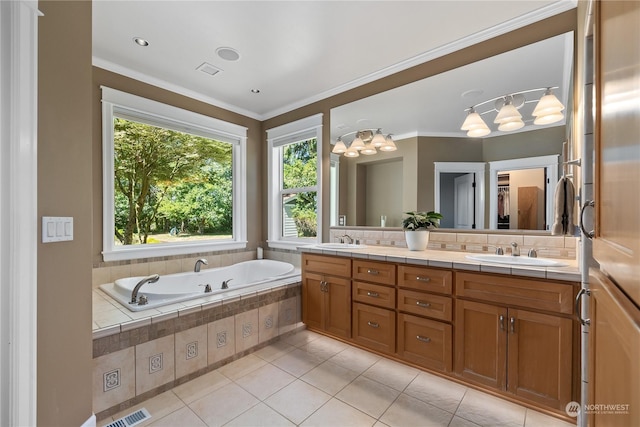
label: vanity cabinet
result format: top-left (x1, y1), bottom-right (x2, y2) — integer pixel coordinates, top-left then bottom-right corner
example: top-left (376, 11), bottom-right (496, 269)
top-left (397, 265), bottom-right (453, 371)
top-left (351, 259), bottom-right (397, 354)
top-left (301, 254), bottom-right (351, 339)
top-left (455, 272), bottom-right (576, 410)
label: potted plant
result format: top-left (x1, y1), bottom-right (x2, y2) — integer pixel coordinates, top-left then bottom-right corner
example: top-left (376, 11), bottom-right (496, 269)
top-left (402, 211), bottom-right (443, 251)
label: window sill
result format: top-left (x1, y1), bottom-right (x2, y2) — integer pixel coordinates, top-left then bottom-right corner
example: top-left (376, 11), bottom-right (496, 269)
top-left (267, 240), bottom-right (316, 251)
top-left (103, 240), bottom-right (248, 262)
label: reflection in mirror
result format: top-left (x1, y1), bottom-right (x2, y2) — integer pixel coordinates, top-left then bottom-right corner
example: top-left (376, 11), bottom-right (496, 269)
top-left (330, 31), bottom-right (573, 230)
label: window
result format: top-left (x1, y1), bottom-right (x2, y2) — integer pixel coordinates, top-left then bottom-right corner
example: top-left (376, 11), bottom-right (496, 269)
top-left (102, 87), bottom-right (247, 261)
top-left (267, 114), bottom-right (323, 249)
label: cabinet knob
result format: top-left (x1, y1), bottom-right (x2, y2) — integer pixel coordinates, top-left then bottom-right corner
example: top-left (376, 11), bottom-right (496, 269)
top-left (367, 321), bottom-right (379, 328)
top-left (416, 301), bottom-right (431, 308)
top-left (416, 335), bottom-right (431, 343)
top-left (367, 291), bottom-right (379, 298)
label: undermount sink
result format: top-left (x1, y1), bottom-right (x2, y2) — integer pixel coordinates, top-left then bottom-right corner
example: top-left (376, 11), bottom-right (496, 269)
top-left (315, 242), bottom-right (368, 249)
top-left (465, 254), bottom-right (567, 267)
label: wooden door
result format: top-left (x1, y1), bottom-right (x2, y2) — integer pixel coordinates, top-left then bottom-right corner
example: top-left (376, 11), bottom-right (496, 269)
top-left (324, 275), bottom-right (351, 338)
top-left (589, 269), bottom-right (640, 426)
top-left (593, 0), bottom-right (640, 304)
top-left (301, 272), bottom-right (324, 331)
top-left (517, 186), bottom-right (538, 230)
top-left (507, 308), bottom-right (573, 410)
top-left (455, 300), bottom-right (507, 390)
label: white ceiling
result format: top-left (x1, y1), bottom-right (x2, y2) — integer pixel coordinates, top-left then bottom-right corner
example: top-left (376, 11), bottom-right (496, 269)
top-left (93, 0), bottom-right (575, 125)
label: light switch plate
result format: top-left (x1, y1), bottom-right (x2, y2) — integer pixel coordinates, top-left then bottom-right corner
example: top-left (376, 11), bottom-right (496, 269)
top-left (42, 216), bottom-right (73, 243)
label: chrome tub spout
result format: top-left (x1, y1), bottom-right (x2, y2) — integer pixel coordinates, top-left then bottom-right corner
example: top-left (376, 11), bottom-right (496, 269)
top-left (194, 258), bottom-right (208, 272)
top-left (130, 274), bottom-right (160, 305)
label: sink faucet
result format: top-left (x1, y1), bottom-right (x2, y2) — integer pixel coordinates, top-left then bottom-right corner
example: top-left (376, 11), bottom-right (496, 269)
top-left (511, 242), bottom-right (520, 256)
top-left (194, 258), bottom-right (208, 272)
top-left (130, 274), bottom-right (160, 305)
top-left (341, 235), bottom-right (353, 244)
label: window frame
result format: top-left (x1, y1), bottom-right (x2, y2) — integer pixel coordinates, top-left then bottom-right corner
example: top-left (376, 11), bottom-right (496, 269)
top-left (267, 114), bottom-right (323, 250)
top-left (101, 87), bottom-right (248, 262)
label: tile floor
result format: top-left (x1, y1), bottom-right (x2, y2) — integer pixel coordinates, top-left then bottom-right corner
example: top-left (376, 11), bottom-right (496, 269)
top-left (99, 329), bottom-right (576, 427)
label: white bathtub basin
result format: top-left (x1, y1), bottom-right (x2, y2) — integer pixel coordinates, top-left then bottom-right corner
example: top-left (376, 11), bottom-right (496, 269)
top-left (465, 254), bottom-right (567, 267)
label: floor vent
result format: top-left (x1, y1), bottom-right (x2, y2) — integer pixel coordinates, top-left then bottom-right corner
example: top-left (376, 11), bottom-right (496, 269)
top-left (104, 408), bottom-right (151, 427)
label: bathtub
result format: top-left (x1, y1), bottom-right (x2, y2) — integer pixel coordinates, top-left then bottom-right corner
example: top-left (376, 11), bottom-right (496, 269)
top-left (99, 259), bottom-right (298, 312)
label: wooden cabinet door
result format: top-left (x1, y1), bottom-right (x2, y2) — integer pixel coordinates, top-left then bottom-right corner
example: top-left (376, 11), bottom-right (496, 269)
top-left (589, 269), bottom-right (640, 426)
top-left (302, 272), bottom-right (324, 331)
top-left (324, 275), bottom-right (351, 339)
top-left (593, 0), bottom-right (640, 305)
top-left (455, 300), bottom-right (507, 390)
top-left (507, 308), bottom-right (573, 410)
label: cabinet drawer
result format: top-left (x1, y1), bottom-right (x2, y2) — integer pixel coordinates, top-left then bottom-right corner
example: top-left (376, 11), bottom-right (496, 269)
top-left (398, 265), bottom-right (452, 295)
top-left (398, 289), bottom-right (452, 322)
top-left (353, 281), bottom-right (396, 309)
top-left (352, 302), bottom-right (395, 354)
top-left (353, 260), bottom-right (396, 286)
top-left (456, 272), bottom-right (577, 315)
top-left (397, 313), bottom-right (452, 372)
top-left (303, 253), bottom-right (351, 277)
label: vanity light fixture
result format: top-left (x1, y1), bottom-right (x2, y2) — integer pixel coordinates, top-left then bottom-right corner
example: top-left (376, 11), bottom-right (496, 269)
top-left (332, 128), bottom-right (396, 157)
top-left (461, 87), bottom-right (564, 137)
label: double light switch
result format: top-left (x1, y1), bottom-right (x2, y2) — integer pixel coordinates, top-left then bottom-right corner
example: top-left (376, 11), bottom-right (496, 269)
top-left (42, 216), bottom-right (73, 243)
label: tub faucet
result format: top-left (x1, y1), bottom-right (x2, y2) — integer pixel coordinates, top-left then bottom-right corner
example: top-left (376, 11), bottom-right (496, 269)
top-left (511, 242), bottom-right (520, 256)
top-left (194, 258), bottom-right (208, 272)
top-left (221, 279), bottom-right (232, 290)
top-left (130, 274), bottom-right (159, 305)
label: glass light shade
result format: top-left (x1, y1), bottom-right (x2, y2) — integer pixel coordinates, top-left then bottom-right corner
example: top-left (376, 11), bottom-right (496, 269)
top-left (533, 112), bottom-right (564, 125)
top-left (379, 135), bottom-right (397, 151)
top-left (494, 102), bottom-right (522, 124)
top-left (332, 138), bottom-right (347, 154)
top-left (371, 129), bottom-right (387, 147)
top-left (532, 91), bottom-right (564, 117)
top-left (344, 146), bottom-right (359, 157)
top-left (467, 126), bottom-right (491, 137)
top-left (361, 144), bottom-right (377, 155)
top-left (350, 135), bottom-right (365, 150)
top-left (497, 118), bottom-right (525, 131)
top-left (461, 110), bottom-right (488, 131)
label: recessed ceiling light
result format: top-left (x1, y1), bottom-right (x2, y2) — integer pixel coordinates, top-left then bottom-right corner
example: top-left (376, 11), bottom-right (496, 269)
top-left (250, 89), bottom-right (260, 94)
top-left (216, 47), bottom-right (240, 61)
top-left (133, 37), bottom-right (149, 47)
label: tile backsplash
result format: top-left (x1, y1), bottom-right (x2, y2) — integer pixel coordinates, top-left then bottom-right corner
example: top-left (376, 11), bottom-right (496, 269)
top-left (329, 227), bottom-right (578, 260)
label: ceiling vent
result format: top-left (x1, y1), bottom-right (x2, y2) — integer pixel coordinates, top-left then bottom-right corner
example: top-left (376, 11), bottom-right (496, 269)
top-left (196, 62), bottom-right (223, 77)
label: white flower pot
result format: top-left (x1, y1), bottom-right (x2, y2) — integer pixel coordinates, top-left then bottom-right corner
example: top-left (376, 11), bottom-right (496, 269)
top-left (404, 230), bottom-right (430, 251)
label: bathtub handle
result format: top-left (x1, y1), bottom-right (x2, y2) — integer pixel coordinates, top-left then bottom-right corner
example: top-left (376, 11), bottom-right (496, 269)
top-left (221, 279), bottom-right (232, 290)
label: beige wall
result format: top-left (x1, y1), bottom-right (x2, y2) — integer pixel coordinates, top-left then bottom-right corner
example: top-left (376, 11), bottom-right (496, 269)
top-left (38, 1), bottom-right (93, 425)
top-left (91, 68), bottom-right (263, 266)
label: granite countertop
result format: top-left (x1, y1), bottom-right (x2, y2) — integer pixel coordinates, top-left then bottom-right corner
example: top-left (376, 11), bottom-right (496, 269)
top-left (299, 245), bottom-right (581, 282)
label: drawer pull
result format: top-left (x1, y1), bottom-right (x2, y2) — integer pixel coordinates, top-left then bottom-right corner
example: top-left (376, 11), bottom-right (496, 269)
top-left (416, 276), bottom-right (431, 282)
top-left (416, 335), bottom-right (431, 343)
top-left (367, 269), bottom-right (379, 275)
top-left (367, 321), bottom-right (379, 328)
top-left (366, 291), bottom-right (379, 298)
top-left (416, 301), bottom-right (431, 308)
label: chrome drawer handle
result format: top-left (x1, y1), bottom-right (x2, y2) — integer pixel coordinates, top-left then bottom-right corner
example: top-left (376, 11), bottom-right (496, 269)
top-left (416, 301), bottom-right (431, 308)
top-left (367, 321), bottom-right (379, 328)
top-left (367, 269), bottom-right (379, 275)
top-left (416, 276), bottom-right (430, 282)
top-left (416, 335), bottom-right (431, 343)
top-left (367, 291), bottom-right (379, 298)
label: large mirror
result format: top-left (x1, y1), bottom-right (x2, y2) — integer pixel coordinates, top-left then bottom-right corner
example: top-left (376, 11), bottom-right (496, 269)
top-left (330, 32), bottom-right (574, 231)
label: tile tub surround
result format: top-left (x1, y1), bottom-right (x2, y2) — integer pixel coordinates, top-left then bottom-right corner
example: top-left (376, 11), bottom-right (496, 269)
top-left (93, 278), bottom-right (302, 420)
top-left (329, 227), bottom-right (579, 261)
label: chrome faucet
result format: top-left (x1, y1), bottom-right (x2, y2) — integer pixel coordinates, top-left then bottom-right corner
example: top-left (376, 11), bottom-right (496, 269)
top-left (194, 258), bottom-right (208, 272)
top-left (510, 242), bottom-right (520, 256)
top-left (130, 274), bottom-right (159, 305)
top-left (340, 234), bottom-right (353, 244)
top-left (221, 279), bottom-right (232, 290)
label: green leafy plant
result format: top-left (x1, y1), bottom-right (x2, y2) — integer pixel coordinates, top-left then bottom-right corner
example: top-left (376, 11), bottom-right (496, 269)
top-left (402, 211), bottom-right (443, 230)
